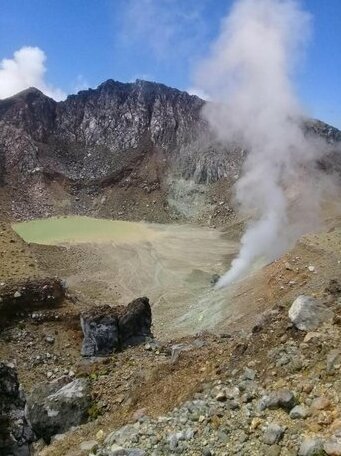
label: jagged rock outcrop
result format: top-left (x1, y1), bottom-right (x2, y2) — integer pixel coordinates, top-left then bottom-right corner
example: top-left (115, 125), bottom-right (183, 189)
top-left (0, 80), bottom-right (340, 220)
top-left (81, 297), bottom-right (152, 357)
top-left (0, 361), bottom-right (35, 456)
top-left (0, 277), bottom-right (65, 319)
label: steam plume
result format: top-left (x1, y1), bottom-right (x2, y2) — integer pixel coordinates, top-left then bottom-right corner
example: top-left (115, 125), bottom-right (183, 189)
top-left (195, 0), bottom-right (328, 287)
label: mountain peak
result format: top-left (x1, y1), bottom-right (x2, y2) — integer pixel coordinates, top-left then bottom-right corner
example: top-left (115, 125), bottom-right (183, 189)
top-left (16, 86), bottom-right (45, 97)
top-left (0, 87), bottom-right (51, 103)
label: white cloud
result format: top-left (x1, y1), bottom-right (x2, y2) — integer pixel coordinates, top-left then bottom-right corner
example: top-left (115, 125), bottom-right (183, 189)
top-left (0, 46), bottom-right (66, 100)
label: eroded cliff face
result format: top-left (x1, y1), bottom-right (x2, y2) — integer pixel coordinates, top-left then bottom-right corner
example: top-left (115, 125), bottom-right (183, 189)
top-left (0, 80), bottom-right (339, 221)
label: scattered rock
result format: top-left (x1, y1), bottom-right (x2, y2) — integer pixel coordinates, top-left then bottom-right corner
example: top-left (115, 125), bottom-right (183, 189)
top-left (327, 349), bottom-right (341, 374)
top-left (96, 430), bottom-right (105, 441)
top-left (290, 405), bottom-right (310, 419)
top-left (259, 389), bottom-right (297, 411)
top-left (304, 332), bottom-right (322, 343)
top-left (171, 343), bottom-right (193, 363)
top-left (105, 424), bottom-right (140, 447)
top-left (109, 448), bottom-right (145, 456)
top-left (215, 391), bottom-right (227, 402)
top-left (202, 450), bottom-right (212, 456)
top-left (324, 439), bottom-right (341, 455)
top-left (288, 295), bottom-right (334, 331)
top-left (79, 440), bottom-right (98, 451)
top-left (263, 424), bottom-right (285, 445)
top-left (311, 397), bottom-right (331, 411)
top-left (45, 335), bottom-right (55, 344)
top-left (298, 438), bottom-right (325, 456)
top-left (242, 367), bottom-right (256, 380)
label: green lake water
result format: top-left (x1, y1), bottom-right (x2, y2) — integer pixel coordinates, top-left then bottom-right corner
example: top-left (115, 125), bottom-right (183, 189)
top-left (13, 216), bottom-right (154, 245)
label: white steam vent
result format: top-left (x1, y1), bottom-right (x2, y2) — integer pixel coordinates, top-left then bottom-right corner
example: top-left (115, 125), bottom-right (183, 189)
top-left (195, 0), bottom-right (333, 287)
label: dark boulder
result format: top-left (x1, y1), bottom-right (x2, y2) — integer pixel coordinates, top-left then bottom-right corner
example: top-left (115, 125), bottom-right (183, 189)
top-left (119, 297), bottom-right (152, 347)
top-left (26, 376), bottom-right (91, 443)
top-left (81, 305), bottom-right (120, 357)
top-left (0, 361), bottom-right (35, 456)
top-left (80, 297), bottom-right (152, 357)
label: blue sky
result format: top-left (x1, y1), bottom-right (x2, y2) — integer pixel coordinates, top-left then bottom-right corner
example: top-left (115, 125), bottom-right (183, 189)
top-left (0, 0), bottom-right (340, 127)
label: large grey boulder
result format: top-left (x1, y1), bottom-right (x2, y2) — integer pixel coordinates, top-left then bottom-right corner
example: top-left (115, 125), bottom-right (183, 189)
top-left (26, 377), bottom-right (91, 443)
top-left (0, 361), bottom-right (35, 456)
top-left (288, 295), bottom-right (334, 331)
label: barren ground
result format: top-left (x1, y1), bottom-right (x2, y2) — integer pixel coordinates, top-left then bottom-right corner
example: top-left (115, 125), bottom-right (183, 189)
top-left (0, 202), bottom-right (340, 455)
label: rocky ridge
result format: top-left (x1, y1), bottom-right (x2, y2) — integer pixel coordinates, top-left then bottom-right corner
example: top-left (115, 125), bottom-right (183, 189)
top-left (0, 80), bottom-right (340, 222)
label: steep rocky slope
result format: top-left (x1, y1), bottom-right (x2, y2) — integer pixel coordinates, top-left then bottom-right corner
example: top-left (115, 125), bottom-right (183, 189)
top-left (0, 80), bottom-right (340, 222)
